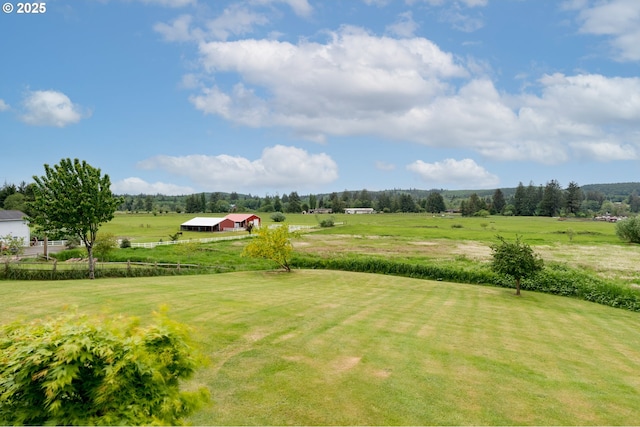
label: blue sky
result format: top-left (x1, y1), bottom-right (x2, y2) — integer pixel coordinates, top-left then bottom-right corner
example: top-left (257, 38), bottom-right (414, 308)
top-left (1, 0), bottom-right (639, 196)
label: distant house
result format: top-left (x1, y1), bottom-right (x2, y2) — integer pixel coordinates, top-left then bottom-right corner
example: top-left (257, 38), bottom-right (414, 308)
top-left (0, 210), bottom-right (30, 246)
top-left (344, 208), bottom-right (375, 214)
top-left (180, 214), bottom-right (261, 232)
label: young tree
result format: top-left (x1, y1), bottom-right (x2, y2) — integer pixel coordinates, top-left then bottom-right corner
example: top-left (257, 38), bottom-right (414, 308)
top-left (0, 310), bottom-right (208, 425)
top-left (28, 158), bottom-right (123, 279)
top-left (242, 224), bottom-right (299, 272)
top-left (93, 232), bottom-right (118, 261)
top-left (490, 235), bottom-right (544, 296)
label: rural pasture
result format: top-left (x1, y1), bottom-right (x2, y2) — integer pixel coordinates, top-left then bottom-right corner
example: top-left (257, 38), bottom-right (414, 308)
top-left (3, 212), bottom-right (640, 424)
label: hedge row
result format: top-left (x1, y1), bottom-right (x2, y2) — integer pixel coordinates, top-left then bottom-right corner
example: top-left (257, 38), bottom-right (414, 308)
top-left (291, 254), bottom-right (640, 312)
top-left (0, 265), bottom-right (226, 280)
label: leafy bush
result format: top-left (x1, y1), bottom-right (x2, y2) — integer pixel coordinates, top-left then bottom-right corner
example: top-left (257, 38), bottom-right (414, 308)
top-left (271, 212), bottom-right (286, 222)
top-left (616, 216), bottom-right (640, 244)
top-left (318, 216), bottom-right (335, 227)
top-left (120, 238), bottom-right (131, 248)
top-left (0, 309), bottom-right (208, 425)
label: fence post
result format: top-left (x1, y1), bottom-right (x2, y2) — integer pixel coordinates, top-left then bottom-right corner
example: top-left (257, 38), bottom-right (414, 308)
top-left (177, 261), bottom-right (180, 272)
top-left (4, 258), bottom-right (9, 276)
top-left (53, 259), bottom-right (57, 272)
top-left (127, 260), bottom-right (131, 274)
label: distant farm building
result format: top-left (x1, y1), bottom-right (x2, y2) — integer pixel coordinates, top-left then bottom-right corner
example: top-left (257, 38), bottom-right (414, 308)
top-left (307, 208), bottom-right (333, 214)
top-left (180, 214), bottom-right (261, 232)
top-left (0, 210), bottom-right (30, 246)
top-left (344, 208), bottom-right (375, 214)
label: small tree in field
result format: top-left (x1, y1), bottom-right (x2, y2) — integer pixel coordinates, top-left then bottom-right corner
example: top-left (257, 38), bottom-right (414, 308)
top-left (242, 224), bottom-right (298, 272)
top-left (0, 309), bottom-right (208, 425)
top-left (28, 159), bottom-right (123, 279)
top-left (490, 235), bottom-right (544, 296)
top-left (93, 232), bottom-right (118, 261)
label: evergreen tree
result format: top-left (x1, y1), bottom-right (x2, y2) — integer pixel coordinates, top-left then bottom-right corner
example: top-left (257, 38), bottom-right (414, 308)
top-left (565, 181), bottom-right (584, 215)
top-left (539, 180), bottom-right (564, 217)
top-left (425, 192), bottom-right (446, 213)
top-left (491, 188), bottom-right (506, 214)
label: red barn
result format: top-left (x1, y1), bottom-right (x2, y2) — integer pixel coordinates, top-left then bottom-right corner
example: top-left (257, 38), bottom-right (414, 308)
top-left (223, 214), bottom-right (261, 231)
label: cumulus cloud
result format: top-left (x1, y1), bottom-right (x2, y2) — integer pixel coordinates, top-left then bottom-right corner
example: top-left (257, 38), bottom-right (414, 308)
top-left (407, 158), bottom-right (499, 189)
top-left (112, 177), bottom-right (195, 195)
top-left (20, 90), bottom-right (90, 127)
top-left (0, 99), bottom-right (9, 111)
top-left (572, 0), bottom-right (640, 61)
top-left (136, 145), bottom-right (338, 191)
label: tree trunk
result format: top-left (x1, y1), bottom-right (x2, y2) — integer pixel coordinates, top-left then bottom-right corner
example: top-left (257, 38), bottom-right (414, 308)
top-left (43, 235), bottom-right (48, 259)
top-left (515, 277), bottom-right (521, 296)
top-left (87, 245), bottom-right (95, 280)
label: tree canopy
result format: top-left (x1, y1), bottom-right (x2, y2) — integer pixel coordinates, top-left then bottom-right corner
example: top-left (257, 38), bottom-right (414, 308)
top-left (490, 235), bottom-right (544, 296)
top-left (28, 158), bottom-right (123, 279)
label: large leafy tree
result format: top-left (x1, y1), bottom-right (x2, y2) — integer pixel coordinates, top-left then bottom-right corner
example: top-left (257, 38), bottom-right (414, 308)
top-left (490, 235), bottom-right (544, 296)
top-left (28, 158), bottom-right (123, 279)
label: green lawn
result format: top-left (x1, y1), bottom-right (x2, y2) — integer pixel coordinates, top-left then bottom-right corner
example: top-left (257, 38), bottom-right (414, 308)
top-left (2, 270), bottom-right (639, 425)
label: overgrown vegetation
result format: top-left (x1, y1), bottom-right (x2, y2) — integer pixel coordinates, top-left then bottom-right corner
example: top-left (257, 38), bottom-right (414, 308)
top-left (0, 309), bottom-right (208, 425)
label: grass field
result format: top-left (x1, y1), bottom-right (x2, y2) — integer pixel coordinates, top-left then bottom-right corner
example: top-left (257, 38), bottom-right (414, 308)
top-left (1, 270), bottom-right (639, 425)
top-left (99, 213), bottom-right (640, 285)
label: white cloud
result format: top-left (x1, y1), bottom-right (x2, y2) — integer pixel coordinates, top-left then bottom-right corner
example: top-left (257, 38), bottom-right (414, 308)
top-left (134, 0), bottom-right (196, 7)
top-left (112, 177), bottom-right (195, 195)
top-left (573, 0), bottom-right (640, 61)
top-left (570, 141), bottom-right (638, 161)
top-left (20, 90), bottom-right (90, 127)
top-left (0, 99), bottom-right (9, 111)
top-left (386, 11), bottom-right (419, 38)
top-left (375, 161), bottom-right (396, 171)
top-left (154, 14), bottom-right (196, 42)
top-left (205, 4), bottom-right (269, 41)
top-left (136, 145), bottom-right (338, 191)
top-left (407, 158), bottom-right (499, 189)
top-left (251, 0), bottom-right (313, 17)
top-left (191, 26), bottom-right (467, 131)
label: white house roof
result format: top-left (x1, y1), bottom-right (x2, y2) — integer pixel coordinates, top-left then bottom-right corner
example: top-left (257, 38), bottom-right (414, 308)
top-left (181, 217), bottom-right (226, 227)
top-left (0, 210), bottom-right (26, 221)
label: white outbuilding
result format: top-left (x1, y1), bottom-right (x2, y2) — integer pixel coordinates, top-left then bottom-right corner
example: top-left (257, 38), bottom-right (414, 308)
top-left (0, 210), bottom-right (30, 246)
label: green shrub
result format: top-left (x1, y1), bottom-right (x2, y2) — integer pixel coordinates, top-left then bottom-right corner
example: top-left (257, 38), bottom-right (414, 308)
top-left (50, 248), bottom-right (85, 261)
top-left (616, 216), bottom-right (640, 244)
top-left (120, 238), bottom-right (131, 249)
top-left (0, 309), bottom-right (208, 425)
top-left (271, 212), bottom-right (286, 222)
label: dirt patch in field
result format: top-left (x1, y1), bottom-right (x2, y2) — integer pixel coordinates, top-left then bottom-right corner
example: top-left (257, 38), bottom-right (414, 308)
top-left (329, 356), bottom-right (361, 374)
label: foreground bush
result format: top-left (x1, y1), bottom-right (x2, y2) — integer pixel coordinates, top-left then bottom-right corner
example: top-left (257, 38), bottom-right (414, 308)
top-left (0, 310), bottom-right (208, 425)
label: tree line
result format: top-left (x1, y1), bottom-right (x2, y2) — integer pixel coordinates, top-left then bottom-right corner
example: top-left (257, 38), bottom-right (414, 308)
top-left (2, 179), bottom-right (640, 217)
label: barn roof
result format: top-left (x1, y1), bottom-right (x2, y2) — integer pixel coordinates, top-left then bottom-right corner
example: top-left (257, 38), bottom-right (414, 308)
top-left (181, 217), bottom-right (226, 227)
top-left (0, 210), bottom-right (26, 221)
top-left (225, 214), bottom-right (259, 222)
